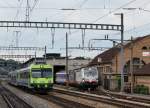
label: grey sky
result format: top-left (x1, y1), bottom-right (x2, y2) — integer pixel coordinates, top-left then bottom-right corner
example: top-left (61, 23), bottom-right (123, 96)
top-left (0, 0), bottom-right (150, 59)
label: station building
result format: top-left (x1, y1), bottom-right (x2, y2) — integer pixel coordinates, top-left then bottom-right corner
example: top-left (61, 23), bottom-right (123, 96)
top-left (22, 53), bottom-right (91, 70)
top-left (21, 53), bottom-right (91, 82)
top-left (89, 35), bottom-right (150, 91)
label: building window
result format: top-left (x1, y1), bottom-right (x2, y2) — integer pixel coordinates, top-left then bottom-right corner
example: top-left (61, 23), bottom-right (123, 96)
top-left (142, 46), bottom-right (147, 50)
top-left (106, 66), bottom-right (111, 73)
top-left (97, 67), bottom-right (104, 73)
top-left (124, 58), bottom-right (145, 74)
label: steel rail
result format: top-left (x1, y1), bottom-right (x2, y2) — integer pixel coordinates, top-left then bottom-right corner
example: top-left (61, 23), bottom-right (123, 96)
top-left (53, 87), bottom-right (150, 108)
top-left (0, 85), bottom-right (33, 108)
top-left (1, 94), bottom-right (14, 108)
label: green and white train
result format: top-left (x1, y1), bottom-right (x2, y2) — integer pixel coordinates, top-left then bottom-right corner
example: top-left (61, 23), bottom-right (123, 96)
top-left (8, 64), bottom-right (53, 92)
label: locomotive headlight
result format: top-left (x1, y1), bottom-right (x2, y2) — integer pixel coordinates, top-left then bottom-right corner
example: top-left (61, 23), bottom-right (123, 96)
top-left (45, 84), bottom-right (48, 88)
top-left (82, 78), bottom-right (85, 82)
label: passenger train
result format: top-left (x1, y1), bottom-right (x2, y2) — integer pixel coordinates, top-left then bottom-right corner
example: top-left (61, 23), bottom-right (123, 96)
top-left (56, 66), bottom-right (98, 90)
top-left (55, 70), bottom-right (67, 84)
top-left (8, 64), bottom-right (53, 92)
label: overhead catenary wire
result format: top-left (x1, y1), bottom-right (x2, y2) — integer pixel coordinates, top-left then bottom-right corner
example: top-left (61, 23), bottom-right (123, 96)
top-left (2, 0), bottom-right (150, 54)
top-left (1, 0), bottom-right (14, 7)
top-left (60, 0), bottom-right (89, 22)
top-left (93, 0), bottom-right (137, 23)
top-left (30, 0), bottom-right (39, 12)
top-left (65, 0), bottom-right (150, 45)
top-left (58, 0), bottom-right (138, 38)
top-left (14, 0), bottom-right (24, 20)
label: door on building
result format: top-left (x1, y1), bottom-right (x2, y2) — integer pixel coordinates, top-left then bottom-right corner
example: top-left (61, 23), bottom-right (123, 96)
top-left (104, 76), bottom-right (110, 90)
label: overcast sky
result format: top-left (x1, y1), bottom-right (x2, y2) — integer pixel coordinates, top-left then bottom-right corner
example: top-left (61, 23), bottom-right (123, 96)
top-left (0, 0), bottom-right (150, 60)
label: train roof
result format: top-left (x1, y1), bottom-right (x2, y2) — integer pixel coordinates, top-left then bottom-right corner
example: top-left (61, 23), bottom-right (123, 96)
top-left (56, 72), bottom-right (66, 74)
top-left (30, 64), bottom-right (53, 69)
top-left (69, 65), bottom-right (97, 71)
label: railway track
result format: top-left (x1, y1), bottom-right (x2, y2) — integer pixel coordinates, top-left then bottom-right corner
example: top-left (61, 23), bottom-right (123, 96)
top-left (37, 93), bottom-right (92, 108)
top-left (106, 91), bottom-right (150, 104)
top-left (6, 83), bottom-right (91, 108)
top-left (5, 82), bottom-right (150, 108)
top-left (53, 87), bottom-right (150, 108)
top-left (0, 85), bottom-right (33, 108)
top-left (54, 84), bottom-right (150, 105)
top-left (89, 89), bottom-right (150, 105)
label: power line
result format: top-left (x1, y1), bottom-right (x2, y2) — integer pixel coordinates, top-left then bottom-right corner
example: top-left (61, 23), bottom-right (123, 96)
top-left (26, 0), bottom-right (30, 21)
top-left (14, 0), bottom-right (24, 20)
top-left (79, 0), bottom-right (88, 8)
top-left (1, 0), bottom-right (14, 7)
top-left (61, 0), bottom-right (138, 38)
top-left (0, 6), bottom-right (123, 10)
top-left (60, 0), bottom-right (89, 22)
top-left (93, 0), bottom-right (137, 23)
top-left (30, 0), bottom-right (39, 12)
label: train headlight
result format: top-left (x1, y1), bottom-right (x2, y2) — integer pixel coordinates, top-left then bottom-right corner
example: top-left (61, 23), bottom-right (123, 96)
top-left (45, 84), bottom-right (48, 88)
top-left (82, 79), bottom-right (85, 82)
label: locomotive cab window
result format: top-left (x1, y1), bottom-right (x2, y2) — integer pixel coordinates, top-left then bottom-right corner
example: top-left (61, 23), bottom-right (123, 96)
top-left (32, 70), bottom-right (41, 78)
top-left (32, 68), bottom-right (52, 78)
top-left (41, 68), bottom-right (52, 77)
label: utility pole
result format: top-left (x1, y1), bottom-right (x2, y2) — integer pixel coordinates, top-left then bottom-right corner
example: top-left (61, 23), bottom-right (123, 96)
top-left (120, 13), bottom-right (124, 92)
top-left (130, 36), bottom-right (134, 94)
top-left (35, 51), bottom-right (37, 64)
top-left (115, 13), bottom-right (124, 92)
top-left (66, 32), bottom-right (69, 87)
top-left (26, 0), bottom-right (30, 22)
top-left (44, 46), bottom-right (47, 64)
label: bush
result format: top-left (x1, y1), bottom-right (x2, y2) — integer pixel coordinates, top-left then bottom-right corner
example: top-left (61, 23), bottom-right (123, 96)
top-left (134, 85), bottom-right (149, 95)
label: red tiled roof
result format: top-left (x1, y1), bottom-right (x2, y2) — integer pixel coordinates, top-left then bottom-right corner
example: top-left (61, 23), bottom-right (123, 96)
top-left (133, 63), bottom-right (150, 76)
top-left (89, 35), bottom-right (150, 66)
top-left (124, 35), bottom-right (149, 48)
top-left (89, 47), bottom-right (120, 66)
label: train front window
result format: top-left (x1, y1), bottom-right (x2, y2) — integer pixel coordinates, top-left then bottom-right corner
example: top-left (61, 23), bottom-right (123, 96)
top-left (84, 68), bottom-right (97, 77)
top-left (41, 68), bottom-right (52, 77)
top-left (32, 70), bottom-right (41, 78)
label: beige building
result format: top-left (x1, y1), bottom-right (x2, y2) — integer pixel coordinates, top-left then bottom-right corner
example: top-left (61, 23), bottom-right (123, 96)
top-left (89, 36), bottom-right (150, 91)
top-left (132, 63), bottom-right (150, 93)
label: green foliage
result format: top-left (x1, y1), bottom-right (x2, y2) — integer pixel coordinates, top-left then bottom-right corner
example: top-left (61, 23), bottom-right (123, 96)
top-left (74, 57), bottom-right (85, 60)
top-left (116, 76), bottom-right (121, 90)
top-left (0, 59), bottom-right (20, 75)
top-left (134, 85), bottom-right (149, 95)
